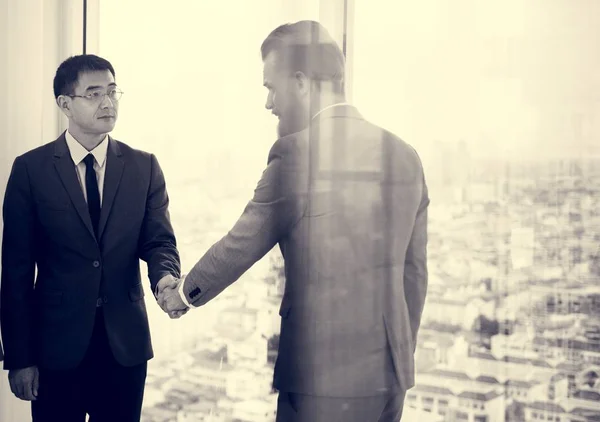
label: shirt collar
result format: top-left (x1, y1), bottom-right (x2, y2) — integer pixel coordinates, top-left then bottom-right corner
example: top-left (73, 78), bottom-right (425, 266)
top-left (65, 130), bottom-right (109, 168)
top-left (311, 102), bottom-right (352, 121)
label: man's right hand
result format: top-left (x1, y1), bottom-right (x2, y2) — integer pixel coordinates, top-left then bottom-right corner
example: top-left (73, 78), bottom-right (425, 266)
top-left (9, 365), bottom-right (39, 401)
top-left (155, 274), bottom-right (188, 319)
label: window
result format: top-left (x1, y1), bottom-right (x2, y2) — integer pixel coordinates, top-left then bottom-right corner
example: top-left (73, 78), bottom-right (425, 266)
top-left (0, 1), bottom-right (87, 420)
top-left (4, 0), bottom-right (593, 420)
top-left (456, 411), bottom-right (470, 421)
top-left (422, 396), bottom-right (434, 412)
top-left (95, 0), bottom-right (338, 416)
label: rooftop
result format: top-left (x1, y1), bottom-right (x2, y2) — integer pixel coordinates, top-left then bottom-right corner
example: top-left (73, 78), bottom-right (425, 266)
top-left (457, 390), bottom-right (503, 401)
top-left (556, 361), bottom-right (584, 372)
top-left (527, 401), bottom-right (566, 413)
top-left (475, 375), bottom-right (500, 384)
top-left (411, 385), bottom-right (455, 396)
top-left (451, 357), bottom-right (557, 384)
top-left (571, 408), bottom-right (600, 419)
top-left (469, 351), bottom-right (497, 361)
top-left (428, 369), bottom-right (472, 381)
top-left (574, 390), bottom-right (600, 401)
top-left (504, 379), bottom-right (536, 388)
top-left (417, 373), bottom-right (498, 395)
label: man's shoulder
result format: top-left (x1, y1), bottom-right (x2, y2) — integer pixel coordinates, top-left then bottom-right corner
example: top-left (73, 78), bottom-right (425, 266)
top-left (268, 130), bottom-right (309, 163)
top-left (360, 120), bottom-right (409, 151)
top-left (16, 139), bottom-right (59, 165)
top-left (367, 123), bottom-right (423, 165)
top-left (110, 138), bottom-right (150, 157)
top-left (109, 138), bottom-right (162, 166)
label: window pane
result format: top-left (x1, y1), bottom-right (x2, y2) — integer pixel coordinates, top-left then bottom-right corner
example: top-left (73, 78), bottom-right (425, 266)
top-left (352, 3), bottom-right (599, 422)
top-left (97, 1), bottom-right (322, 419)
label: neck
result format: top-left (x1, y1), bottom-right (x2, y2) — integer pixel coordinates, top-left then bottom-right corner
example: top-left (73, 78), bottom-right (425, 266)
top-left (311, 92), bottom-right (347, 114)
top-left (312, 93), bottom-right (347, 112)
top-left (68, 128), bottom-right (106, 151)
top-left (310, 94), bottom-right (348, 121)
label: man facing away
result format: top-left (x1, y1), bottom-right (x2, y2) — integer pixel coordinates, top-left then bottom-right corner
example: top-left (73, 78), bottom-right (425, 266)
top-left (158, 20), bottom-right (429, 421)
top-left (0, 54), bottom-right (181, 422)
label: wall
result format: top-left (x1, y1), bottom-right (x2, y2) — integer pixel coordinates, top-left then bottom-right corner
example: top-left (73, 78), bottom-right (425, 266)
top-left (0, 1), bottom-right (84, 420)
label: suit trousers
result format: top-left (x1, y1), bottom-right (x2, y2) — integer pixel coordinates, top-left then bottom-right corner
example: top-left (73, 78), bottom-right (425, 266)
top-left (275, 390), bottom-right (406, 422)
top-left (31, 308), bottom-right (147, 422)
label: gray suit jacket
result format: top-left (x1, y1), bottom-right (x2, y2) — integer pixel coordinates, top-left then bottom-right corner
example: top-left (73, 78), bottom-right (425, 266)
top-left (183, 106), bottom-right (429, 396)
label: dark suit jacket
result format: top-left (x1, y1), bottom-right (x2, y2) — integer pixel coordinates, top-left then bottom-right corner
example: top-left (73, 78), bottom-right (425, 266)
top-left (182, 106), bottom-right (429, 396)
top-left (1, 132), bottom-right (180, 371)
top-left (0, 301), bottom-right (3, 361)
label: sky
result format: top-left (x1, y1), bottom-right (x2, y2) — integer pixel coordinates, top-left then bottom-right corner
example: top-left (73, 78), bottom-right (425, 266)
top-left (98, 0), bottom-right (600, 165)
top-left (352, 0), bottom-right (600, 160)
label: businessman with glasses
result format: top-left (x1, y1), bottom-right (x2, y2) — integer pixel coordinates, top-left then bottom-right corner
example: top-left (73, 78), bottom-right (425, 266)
top-left (0, 54), bottom-right (181, 421)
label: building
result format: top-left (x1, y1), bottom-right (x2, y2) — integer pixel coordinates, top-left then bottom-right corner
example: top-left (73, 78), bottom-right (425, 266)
top-left (178, 356), bottom-right (232, 394)
top-left (226, 367), bottom-right (273, 400)
top-left (524, 395), bottom-right (600, 422)
top-left (532, 284), bottom-right (600, 315)
top-left (231, 396), bottom-right (277, 422)
top-left (406, 384), bottom-right (505, 422)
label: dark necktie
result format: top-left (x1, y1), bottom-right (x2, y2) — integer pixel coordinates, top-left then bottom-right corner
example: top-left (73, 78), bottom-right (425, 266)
top-left (83, 154), bottom-right (101, 237)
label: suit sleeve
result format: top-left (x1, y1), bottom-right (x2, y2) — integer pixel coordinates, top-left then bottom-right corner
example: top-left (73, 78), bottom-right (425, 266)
top-left (1, 157), bottom-right (37, 369)
top-left (182, 140), bottom-right (305, 307)
top-left (403, 171), bottom-right (429, 352)
top-left (138, 154), bottom-right (181, 293)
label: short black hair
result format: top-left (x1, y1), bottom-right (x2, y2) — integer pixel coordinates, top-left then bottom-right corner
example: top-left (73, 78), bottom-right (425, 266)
top-left (261, 20), bottom-right (345, 93)
top-left (53, 54), bottom-right (115, 99)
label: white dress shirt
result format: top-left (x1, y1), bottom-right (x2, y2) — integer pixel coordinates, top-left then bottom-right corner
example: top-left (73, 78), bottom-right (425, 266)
top-left (177, 274), bottom-right (193, 308)
top-left (65, 130), bottom-right (109, 205)
top-left (177, 102), bottom-right (353, 309)
top-left (311, 102), bottom-right (351, 120)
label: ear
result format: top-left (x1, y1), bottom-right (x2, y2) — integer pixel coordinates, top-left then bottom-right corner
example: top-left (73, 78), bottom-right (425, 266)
top-left (56, 95), bottom-right (72, 117)
top-left (293, 71), bottom-right (310, 96)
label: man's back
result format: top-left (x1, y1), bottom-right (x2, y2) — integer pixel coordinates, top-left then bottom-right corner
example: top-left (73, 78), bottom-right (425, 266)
top-left (273, 105), bottom-right (429, 396)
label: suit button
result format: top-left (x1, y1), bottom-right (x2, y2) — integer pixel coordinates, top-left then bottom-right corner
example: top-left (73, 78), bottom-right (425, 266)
top-left (190, 287), bottom-right (202, 298)
top-left (93, 260), bottom-right (100, 268)
top-left (103, 296), bottom-right (108, 304)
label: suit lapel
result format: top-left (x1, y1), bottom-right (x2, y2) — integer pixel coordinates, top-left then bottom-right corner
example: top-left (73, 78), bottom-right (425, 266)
top-left (98, 137), bottom-right (124, 241)
top-left (53, 133), bottom-right (96, 240)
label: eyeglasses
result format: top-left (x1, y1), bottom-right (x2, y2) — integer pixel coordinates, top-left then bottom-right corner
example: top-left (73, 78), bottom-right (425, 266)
top-left (67, 88), bottom-right (124, 102)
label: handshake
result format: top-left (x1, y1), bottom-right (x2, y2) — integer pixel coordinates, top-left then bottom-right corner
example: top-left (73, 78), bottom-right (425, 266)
top-left (155, 274), bottom-right (190, 319)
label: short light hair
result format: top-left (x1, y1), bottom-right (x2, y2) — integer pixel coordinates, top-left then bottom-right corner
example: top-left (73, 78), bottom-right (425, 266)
top-left (261, 20), bottom-right (345, 93)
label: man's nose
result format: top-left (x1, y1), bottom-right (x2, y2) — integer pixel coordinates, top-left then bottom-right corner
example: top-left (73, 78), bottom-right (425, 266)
top-left (99, 94), bottom-right (115, 108)
top-left (265, 94), bottom-right (273, 110)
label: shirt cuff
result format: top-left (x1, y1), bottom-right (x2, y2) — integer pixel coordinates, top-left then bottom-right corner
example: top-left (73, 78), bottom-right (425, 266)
top-left (177, 275), bottom-right (196, 309)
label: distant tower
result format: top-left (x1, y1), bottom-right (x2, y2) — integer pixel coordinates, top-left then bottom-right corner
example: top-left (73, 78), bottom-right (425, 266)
top-left (504, 161), bottom-right (511, 198)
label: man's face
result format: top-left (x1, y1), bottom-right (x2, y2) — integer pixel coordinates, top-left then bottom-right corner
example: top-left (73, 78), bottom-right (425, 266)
top-left (62, 70), bottom-right (119, 136)
top-left (263, 51), bottom-right (309, 138)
